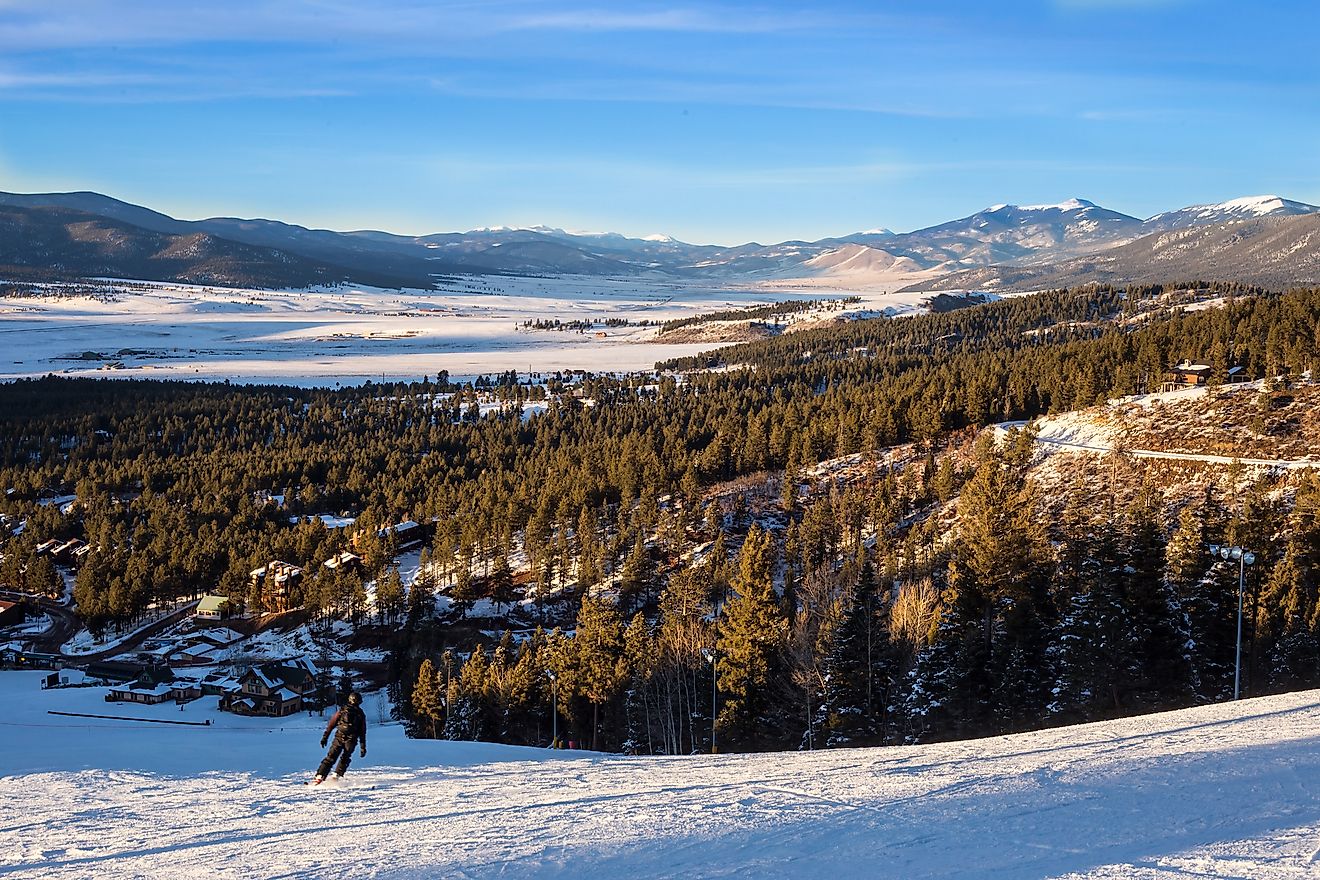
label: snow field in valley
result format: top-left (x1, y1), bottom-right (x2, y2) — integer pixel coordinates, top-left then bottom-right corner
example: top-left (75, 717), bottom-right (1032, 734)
top-left (0, 275), bottom-right (933, 386)
top-left (3, 672), bottom-right (1320, 879)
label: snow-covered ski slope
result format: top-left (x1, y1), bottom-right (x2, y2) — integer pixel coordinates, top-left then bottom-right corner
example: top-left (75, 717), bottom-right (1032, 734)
top-left (4, 671), bottom-right (1320, 879)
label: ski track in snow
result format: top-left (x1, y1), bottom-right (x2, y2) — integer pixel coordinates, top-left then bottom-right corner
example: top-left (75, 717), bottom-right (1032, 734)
top-left (3, 674), bottom-right (1320, 878)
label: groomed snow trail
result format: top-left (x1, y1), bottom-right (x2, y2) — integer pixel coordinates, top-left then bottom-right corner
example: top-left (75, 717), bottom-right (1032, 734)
top-left (3, 673), bottom-right (1320, 879)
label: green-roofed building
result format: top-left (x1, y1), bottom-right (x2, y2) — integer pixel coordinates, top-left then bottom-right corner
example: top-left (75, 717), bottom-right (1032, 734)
top-left (195, 594), bottom-right (237, 621)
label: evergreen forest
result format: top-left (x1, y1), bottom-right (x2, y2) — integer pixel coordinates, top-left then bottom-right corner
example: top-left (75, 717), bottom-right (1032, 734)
top-left (1, 282), bottom-right (1319, 752)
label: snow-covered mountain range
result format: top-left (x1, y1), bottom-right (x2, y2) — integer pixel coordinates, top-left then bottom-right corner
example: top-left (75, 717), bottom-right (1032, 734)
top-left (0, 190), bottom-right (1316, 289)
top-left (1142, 195), bottom-right (1320, 234)
top-left (904, 210), bottom-right (1320, 293)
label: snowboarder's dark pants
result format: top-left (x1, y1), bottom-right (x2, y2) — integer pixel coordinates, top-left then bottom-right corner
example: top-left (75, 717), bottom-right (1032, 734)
top-left (317, 736), bottom-right (359, 778)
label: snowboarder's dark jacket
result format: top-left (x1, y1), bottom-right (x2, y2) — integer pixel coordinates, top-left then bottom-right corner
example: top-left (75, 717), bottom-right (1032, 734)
top-left (323, 704), bottom-right (367, 747)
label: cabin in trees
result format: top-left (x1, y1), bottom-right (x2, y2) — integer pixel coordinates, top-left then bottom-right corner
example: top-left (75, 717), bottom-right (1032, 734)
top-left (323, 551), bottom-right (361, 572)
top-left (224, 658), bottom-right (319, 716)
top-left (1160, 360), bottom-right (1212, 392)
top-left (249, 561), bottom-right (303, 612)
top-left (50, 539), bottom-right (88, 566)
top-left (359, 520), bottom-right (423, 551)
top-left (382, 520), bottom-right (423, 549)
top-left (1159, 360), bottom-right (1251, 392)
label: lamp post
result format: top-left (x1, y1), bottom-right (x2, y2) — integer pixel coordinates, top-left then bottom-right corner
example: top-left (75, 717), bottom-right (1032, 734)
top-left (1209, 544), bottom-right (1256, 700)
top-left (701, 647), bottom-right (717, 754)
top-left (546, 670), bottom-right (558, 748)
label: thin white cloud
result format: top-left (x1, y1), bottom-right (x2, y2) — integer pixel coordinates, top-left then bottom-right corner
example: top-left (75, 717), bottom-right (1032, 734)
top-left (1053, 0), bottom-right (1189, 8)
top-left (0, 70), bottom-right (153, 88)
top-left (503, 8), bottom-right (804, 34)
top-left (0, 1), bottom-right (865, 49)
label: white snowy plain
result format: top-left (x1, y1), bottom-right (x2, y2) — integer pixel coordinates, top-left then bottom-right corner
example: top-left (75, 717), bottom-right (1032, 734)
top-left (3, 672), bottom-right (1320, 879)
top-left (0, 275), bottom-right (932, 386)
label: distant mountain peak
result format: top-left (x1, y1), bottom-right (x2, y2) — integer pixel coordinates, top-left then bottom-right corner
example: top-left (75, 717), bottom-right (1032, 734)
top-left (1219, 194), bottom-right (1289, 211)
top-left (1142, 195), bottom-right (1320, 230)
top-left (1023, 197), bottom-right (1097, 211)
top-left (987, 198), bottom-right (1098, 213)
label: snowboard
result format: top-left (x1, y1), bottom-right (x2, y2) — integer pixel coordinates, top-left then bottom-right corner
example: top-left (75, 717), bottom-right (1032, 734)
top-left (304, 776), bottom-right (376, 790)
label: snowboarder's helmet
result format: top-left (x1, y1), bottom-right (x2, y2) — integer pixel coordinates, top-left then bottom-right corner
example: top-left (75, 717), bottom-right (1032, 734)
top-left (347, 691), bottom-right (362, 706)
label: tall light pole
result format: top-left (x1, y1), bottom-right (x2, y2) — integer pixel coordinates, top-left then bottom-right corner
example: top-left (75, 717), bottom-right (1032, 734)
top-left (546, 670), bottom-right (558, 748)
top-left (701, 647), bottom-right (717, 754)
top-left (1209, 544), bottom-right (1256, 700)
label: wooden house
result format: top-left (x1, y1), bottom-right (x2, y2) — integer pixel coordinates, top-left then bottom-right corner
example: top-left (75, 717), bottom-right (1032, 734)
top-left (249, 561), bottom-right (304, 612)
top-left (50, 539), bottom-right (85, 563)
top-left (323, 551), bottom-right (362, 572)
top-left (378, 520), bottom-right (423, 550)
top-left (105, 666), bottom-right (177, 704)
top-left (1160, 360), bottom-right (1212, 392)
top-left (226, 659), bottom-right (319, 717)
top-left (106, 682), bottom-right (174, 704)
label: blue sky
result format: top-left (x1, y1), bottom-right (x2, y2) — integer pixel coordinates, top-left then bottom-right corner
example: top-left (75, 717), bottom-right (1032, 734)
top-left (0, 0), bottom-right (1316, 244)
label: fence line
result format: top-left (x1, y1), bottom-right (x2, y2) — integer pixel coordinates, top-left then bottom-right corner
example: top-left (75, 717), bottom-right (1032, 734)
top-left (47, 710), bottom-right (212, 727)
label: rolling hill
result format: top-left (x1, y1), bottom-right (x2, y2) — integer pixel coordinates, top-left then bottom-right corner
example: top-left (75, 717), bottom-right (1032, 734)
top-left (0, 204), bottom-right (434, 289)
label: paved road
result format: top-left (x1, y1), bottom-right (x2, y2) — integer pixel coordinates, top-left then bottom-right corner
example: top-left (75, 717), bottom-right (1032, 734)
top-left (0, 590), bottom-right (80, 652)
top-left (0, 590), bottom-right (198, 662)
top-left (63, 600), bottom-right (201, 662)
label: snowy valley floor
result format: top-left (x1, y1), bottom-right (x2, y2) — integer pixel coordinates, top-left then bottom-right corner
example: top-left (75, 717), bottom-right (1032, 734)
top-left (3, 672), bottom-right (1320, 879)
top-left (0, 276), bottom-right (933, 385)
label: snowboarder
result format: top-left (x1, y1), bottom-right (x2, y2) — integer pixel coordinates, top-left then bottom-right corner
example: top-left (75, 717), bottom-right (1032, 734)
top-left (313, 691), bottom-right (367, 784)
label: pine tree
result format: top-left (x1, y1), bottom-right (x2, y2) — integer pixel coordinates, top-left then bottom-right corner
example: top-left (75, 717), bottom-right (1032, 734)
top-left (819, 556), bottom-right (889, 746)
top-left (1165, 498), bottom-right (1233, 698)
top-left (575, 595), bottom-right (627, 751)
top-left (618, 536), bottom-right (652, 614)
top-left (622, 612), bottom-right (656, 754)
top-left (1122, 494), bottom-right (1195, 706)
top-left (375, 566), bottom-right (404, 625)
top-left (451, 558), bottom-right (478, 618)
top-left (1047, 530), bottom-right (1136, 721)
top-left (489, 553), bottom-right (516, 614)
top-left (407, 548), bottom-right (435, 623)
top-left (444, 645), bottom-right (490, 741)
top-left (948, 432), bottom-right (1052, 732)
top-left (899, 565), bottom-right (989, 743)
top-left (410, 658), bottom-right (443, 739)
top-left (1261, 542), bottom-right (1312, 685)
top-left (716, 524), bottom-right (788, 747)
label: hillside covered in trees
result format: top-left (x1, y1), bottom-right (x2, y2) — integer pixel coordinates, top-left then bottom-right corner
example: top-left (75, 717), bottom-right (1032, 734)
top-left (1, 282), bottom-right (1318, 753)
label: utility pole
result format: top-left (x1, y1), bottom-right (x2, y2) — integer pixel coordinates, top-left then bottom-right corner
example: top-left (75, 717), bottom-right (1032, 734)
top-left (1209, 544), bottom-right (1256, 700)
top-left (547, 670), bottom-right (558, 748)
top-left (701, 647), bottom-right (717, 754)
